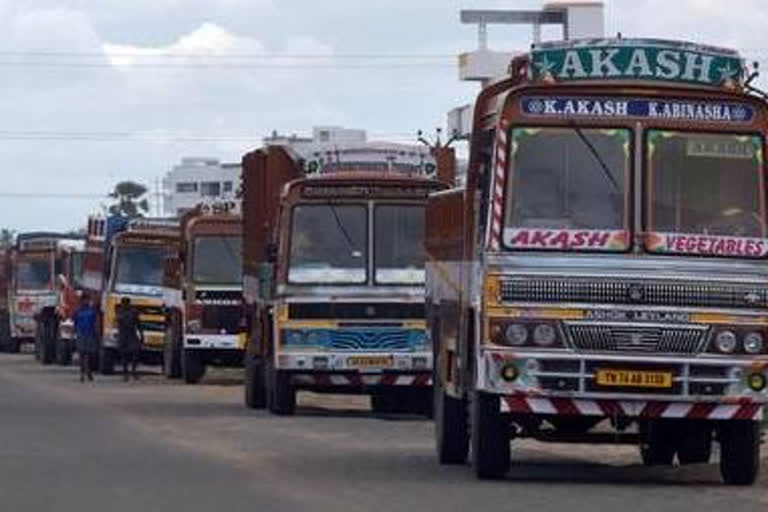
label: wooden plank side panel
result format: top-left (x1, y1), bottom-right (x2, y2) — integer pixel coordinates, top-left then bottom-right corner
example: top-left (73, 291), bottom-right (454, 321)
top-left (242, 147), bottom-right (301, 280)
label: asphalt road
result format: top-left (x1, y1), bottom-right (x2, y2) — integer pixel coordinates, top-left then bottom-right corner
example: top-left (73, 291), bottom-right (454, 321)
top-left (0, 353), bottom-right (766, 512)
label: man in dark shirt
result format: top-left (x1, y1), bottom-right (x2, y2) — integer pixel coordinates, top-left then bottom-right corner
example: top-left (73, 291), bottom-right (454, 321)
top-left (116, 297), bottom-right (143, 381)
top-left (73, 294), bottom-right (98, 382)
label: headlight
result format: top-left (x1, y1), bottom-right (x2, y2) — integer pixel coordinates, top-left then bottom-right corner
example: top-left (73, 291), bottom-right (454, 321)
top-left (744, 332), bottom-right (765, 354)
top-left (505, 324), bottom-right (528, 346)
top-left (714, 330), bottom-right (738, 353)
top-left (532, 324), bottom-right (557, 347)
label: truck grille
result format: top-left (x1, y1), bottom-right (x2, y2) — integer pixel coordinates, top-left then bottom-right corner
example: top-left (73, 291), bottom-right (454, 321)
top-left (328, 330), bottom-right (412, 351)
top-left (201, 305), bottom-right (242, 334)
top-left (500, 278), bottom-right (768, 309)
top-left (289, 302), bottom-right (424, 320)
top-left (566, 323), bottom-right (708, 354)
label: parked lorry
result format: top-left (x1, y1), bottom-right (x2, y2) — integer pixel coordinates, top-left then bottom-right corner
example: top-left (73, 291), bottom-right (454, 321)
top-left (0, 247), bottom-right (11, 351)
top-left (428, 37), bottom-right (768, 484)
top-left (37, 237), bottom-right (86, 365)
top-left (242, 145), bottom-right (450, 415)
top-left (4, 233), bottom-right (77, 354)
top-left (163, 204), bottom-right (244, 383)
top-left (84, 216), bottom-right (181, 374)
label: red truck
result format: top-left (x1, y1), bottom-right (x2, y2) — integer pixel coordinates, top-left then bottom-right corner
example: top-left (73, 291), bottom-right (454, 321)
top-left (32, 237), bottom-right (87, 365)
top-left (241, 145), bottom-right (450, 415)
top-left (163, 205), bottom-right (245, 383)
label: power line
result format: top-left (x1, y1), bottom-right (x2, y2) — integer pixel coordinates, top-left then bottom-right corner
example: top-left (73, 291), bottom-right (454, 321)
top-left (0, 192), bottom-right (106, 199)
top-left (0, 130), bottom-right (418, 142)
top-left (0, 61), bottom-right (454, 69)
top-left (0, 51), bottom-right (456, 59)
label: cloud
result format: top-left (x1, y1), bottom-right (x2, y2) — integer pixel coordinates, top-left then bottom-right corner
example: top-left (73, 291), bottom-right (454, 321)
top-left (1, 0), bottom-right (767, 233)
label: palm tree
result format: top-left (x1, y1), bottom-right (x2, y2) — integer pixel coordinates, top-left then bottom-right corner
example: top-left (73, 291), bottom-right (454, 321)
top-left (107, 181), bottom-right (150, 218)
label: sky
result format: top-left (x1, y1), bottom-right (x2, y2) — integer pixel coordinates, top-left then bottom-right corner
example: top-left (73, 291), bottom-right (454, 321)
top-left (1, 0), bottom-right (767, 232)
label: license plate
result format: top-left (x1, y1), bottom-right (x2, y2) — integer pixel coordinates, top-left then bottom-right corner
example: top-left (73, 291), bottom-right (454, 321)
top-left (595, 369), bottom-right (673, 389)
top-left (346, 355), bottom-right (394, 368)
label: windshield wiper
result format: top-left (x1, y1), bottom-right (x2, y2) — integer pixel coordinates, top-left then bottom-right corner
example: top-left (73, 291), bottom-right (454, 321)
top-left (329, 204), bottom-right (360, 256)
top-left (570, 122), bottom-right (620, 193)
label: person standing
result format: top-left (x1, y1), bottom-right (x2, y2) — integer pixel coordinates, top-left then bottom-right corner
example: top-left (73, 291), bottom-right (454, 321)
top-left (73, 294), bottom-right (98, 382)
top-left (116, 297), bottom-right (144, 381)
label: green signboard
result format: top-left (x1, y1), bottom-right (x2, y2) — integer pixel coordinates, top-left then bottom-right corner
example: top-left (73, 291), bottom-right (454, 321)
top-left (530, 39), bottom-right (744, 88)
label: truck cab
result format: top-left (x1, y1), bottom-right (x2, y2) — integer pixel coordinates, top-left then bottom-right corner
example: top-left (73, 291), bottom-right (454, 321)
top-left (163, 207), bottom-right (244, 383)
top-left (50, 241), bottom-right (87, 365)
top-left (428, 38), bottom-right (768, 484)
top-left (7, 233), bottom-right (74, 354)
top-left (99, 218), bottom-right (181, 374)
top-left (32, 237), bottom-right (86, 366)
top-left (243, 145), bottom-right (448, 415)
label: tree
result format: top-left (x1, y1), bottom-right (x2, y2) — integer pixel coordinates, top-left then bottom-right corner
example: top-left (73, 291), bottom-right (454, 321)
top-left (0, 229), bottom-right (15, 247)
top-left (107, 181), bottom-right (150, 218)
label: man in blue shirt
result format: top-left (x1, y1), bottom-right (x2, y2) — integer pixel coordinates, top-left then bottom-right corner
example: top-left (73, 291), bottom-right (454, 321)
top-left (73, 294), bottom-right (98, 382)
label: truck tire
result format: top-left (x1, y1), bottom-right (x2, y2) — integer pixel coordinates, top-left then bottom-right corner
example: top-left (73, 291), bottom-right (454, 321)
top-left (371, 390), bottom-right (400, 414)
top-left (266, 358), bottom-right (295, 416)
top-left (162, 323), bottom-right (182, 379)
top-left (640, 419), bottom-right (678, 466)
top-left (409, 387), bottom-right (434, 418)
top-left (56, 339), bottom-right (73, 366)
top-left (100, 347), bottom-right (116, 375)
top-left (181, 349), bottom-right (205, 384)
top-left (677, 420), bottom-right (712, 465)
top-left (719, 420), bottom-right (761, 485)
top-left (433, 316), bottom-right (468, 463)
top-left (40, 318), bottom-right (56, 366)
top-left (435, 385), bottom-right (469, 464)
top-left (0, 310), bottom-right (10, 352)
top-left (34, 333), bottom-right (42, 360)
top-left (8, 337), bottom-right (21, 354)
top-left (472, 391), bottom-right (510, 479)
top-left (244, 355), bottom-right (266, 409)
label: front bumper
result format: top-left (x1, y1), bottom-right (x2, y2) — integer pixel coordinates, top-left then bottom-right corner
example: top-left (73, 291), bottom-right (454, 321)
top-left (291, 371), bottom-right (432, 389)
top-left (184, 333), bottom-right (246, 350)
top-left (482, 349), bottom-right (768, 399)
top-left (482, 349), bottom-right (768, 419)
top-left (102, 329), bottom-right (164, 351)
top-left (280, 352), bottom-right (432, 389)
top-left (277, 351), bottom-right (432, 373)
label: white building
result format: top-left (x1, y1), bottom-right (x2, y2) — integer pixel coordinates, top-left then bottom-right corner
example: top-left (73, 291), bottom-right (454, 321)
top-left (263, 126), bottom-right (436, 176)
top-left (449, 1), bottom-right (605, 138)
top-left (162, 157), bottom-right (241, 217)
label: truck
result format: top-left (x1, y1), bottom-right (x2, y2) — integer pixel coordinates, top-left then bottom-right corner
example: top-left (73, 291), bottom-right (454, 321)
top-left (163, 205), bottom-right (245, 384)
top-left (428, 37), bottom-right (768, 484)
top-left (242, 145), bottom-right (450, 415)
top-left (4, 233), bottom-right (79, 355)
top-left (85, 216), bottom-right (182, 374)
top-left (38, 237), bottom-right (86, 365)
top-left (0, 247), bottom-right (11, 351)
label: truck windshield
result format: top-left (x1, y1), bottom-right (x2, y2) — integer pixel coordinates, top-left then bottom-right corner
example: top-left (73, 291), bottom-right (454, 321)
top-left (646, 131), bottom-right (766, 256)
top-left (16, 257), bottom-right (52, 290)
top-left (114, 246), bottom-right (168, 292)
top-left (289, 204), bottom-right (367, 284)
top-left (192, 235), bottom-right (242, 285)
top-left (70, 253), bottom-right (85, 289)
top-left (504, 127), bottom-right (631, 251)
top-left (374, 205), bottom-right (425, 284)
